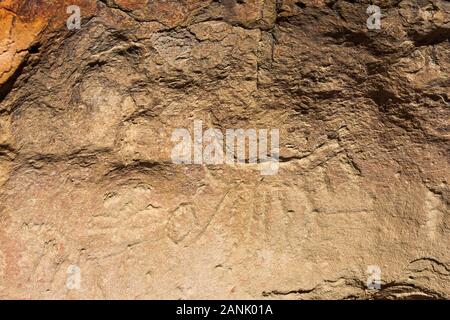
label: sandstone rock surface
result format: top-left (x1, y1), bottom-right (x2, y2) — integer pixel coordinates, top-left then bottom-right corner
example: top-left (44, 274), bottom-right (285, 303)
top-left (0, 0), bottom-right (449, 299)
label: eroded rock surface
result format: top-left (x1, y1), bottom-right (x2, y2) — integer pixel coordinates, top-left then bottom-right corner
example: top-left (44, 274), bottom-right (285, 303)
top-left (0, 0), bottom-right (449, 299)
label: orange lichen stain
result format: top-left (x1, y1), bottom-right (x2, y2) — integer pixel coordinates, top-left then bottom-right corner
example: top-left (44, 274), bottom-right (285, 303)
top-left (0, 9), bottom-right (46, 84)
top-left (0, 0), bottom-right (97, 85)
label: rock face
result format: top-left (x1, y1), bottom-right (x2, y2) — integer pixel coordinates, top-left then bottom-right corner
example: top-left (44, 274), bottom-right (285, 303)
top-left (0, 0), bottom-right (449, 299)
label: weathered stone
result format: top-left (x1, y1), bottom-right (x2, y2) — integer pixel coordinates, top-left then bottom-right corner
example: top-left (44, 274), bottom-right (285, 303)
top-left (0, 0), bottom-right (449, 299)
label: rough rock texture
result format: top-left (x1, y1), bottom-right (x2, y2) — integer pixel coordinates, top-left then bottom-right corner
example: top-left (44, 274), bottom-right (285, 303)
top-left (0, 0), bottom-right (449, 299)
